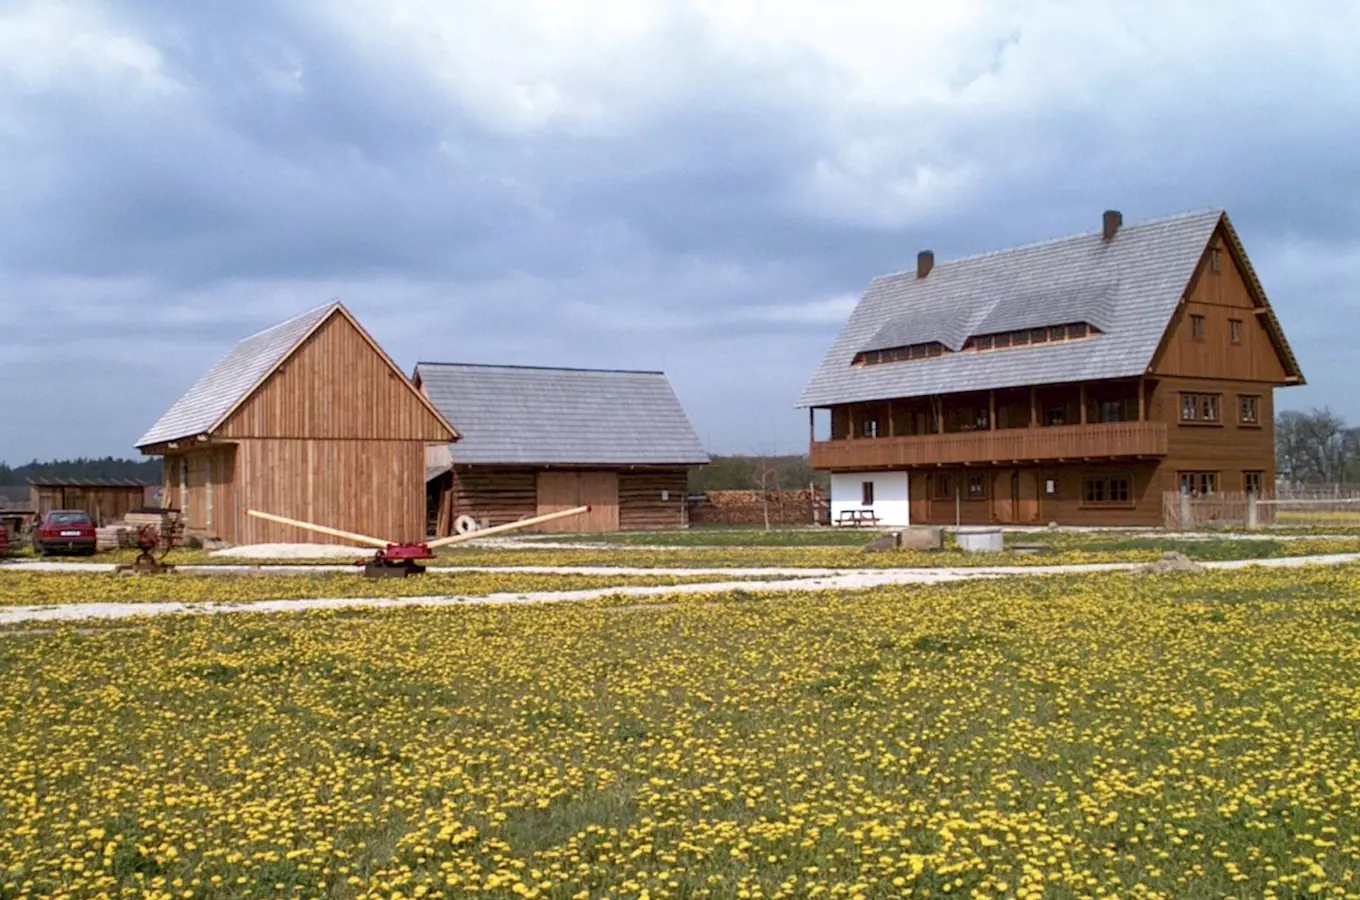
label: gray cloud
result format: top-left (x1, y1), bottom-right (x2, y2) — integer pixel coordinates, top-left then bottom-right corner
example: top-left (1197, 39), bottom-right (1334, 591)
top-left (1, 0), bottom-right (1357, 464)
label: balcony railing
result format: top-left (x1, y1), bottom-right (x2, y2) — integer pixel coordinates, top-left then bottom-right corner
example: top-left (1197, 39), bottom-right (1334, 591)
top-left (810, 421), bottom-right (1168, 470)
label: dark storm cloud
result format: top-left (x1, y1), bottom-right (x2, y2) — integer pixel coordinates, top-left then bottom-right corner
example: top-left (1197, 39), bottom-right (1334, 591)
top-left (2, 1), bottom-right (1358, 463)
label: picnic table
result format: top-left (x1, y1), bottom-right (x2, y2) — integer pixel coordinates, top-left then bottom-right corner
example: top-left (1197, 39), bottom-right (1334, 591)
top-left (836, 509), bottom-right (880, 528)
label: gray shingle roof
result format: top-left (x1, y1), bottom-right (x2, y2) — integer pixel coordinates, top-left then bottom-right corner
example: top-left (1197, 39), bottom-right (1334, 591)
top-left (414, 363), bottom-right (710, 467)
top-left (796, 209), bottom-right (1226, 408)
top-left (136, 302), bottom-right (338, 448)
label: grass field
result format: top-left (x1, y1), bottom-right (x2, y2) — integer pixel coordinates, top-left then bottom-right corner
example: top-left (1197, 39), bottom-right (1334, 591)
top-left (0, 570), bottom-right (769, 607)
top-left (2, 566), bottom-right (1359, 898)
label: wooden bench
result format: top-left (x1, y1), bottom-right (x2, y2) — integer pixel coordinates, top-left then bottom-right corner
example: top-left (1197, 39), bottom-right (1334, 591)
top-left (836, 509), bottom-right (880, 528)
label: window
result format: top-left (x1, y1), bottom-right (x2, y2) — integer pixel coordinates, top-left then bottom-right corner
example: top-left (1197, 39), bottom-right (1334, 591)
top-left (1239, 395), bottom-right (1260, 425)
top-left (1180, 392), bottom-right (1220, 423)
top-left (1095, 400), bottom-right (1128, 423)
top-left (1179, 472), bottom-right (1218, 495)
top-left (1190, 314), bottom-right (1205, 340)
top-left (1044, 405), bottom-right (1067, 427)
top-left (1243, 471), bottom-right (1264, 495)
top-left (1229, 318), bottom-right (1243, 344)
top-left (860, 417), bottom-right (879, 438)
top-left (861, 481), bottom-right (874, 506)
top-left (967, 473), bottom-right (986, 500)
top-left (1082, 476), bottom-right (1132, 505)
top-left (1209, 245), bottom-right (1222, 273)
top-left (933, 474), bottom-right (954, 500)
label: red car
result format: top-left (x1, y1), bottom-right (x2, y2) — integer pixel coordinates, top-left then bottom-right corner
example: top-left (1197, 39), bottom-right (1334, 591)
top-left (33, 510), bottom-right (98, 556)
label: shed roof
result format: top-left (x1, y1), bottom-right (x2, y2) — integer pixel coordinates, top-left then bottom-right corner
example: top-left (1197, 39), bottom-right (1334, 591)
top-left (795, 208), bottom-right (1302, 408)
top-left (136, 302), bottom-right (456, 449)
top-left (26, 478), bottom-right (152, 488)
top-left (413, 363), bottom-right (710, 467)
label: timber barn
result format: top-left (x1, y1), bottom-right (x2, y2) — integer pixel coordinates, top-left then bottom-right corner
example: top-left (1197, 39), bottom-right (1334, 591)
top-left (797, 208), bottom-right (1305, 527)
top-left (136, 302), bottom-right (458, 544)
top-left (27, 478), bottom-right (155, 526)
top-left (414, 363), bottom-right (710, 534)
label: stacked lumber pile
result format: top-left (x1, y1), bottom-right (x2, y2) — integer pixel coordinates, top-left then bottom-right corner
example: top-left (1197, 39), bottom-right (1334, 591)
top-left (687, 489), bottom-right (827, 526)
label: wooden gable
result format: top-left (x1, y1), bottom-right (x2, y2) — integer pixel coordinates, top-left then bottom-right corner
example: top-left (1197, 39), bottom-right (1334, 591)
top-left (1150, 218), bottom-right (1303, 385)
top-left (215, 309), bottom-right (457, 442)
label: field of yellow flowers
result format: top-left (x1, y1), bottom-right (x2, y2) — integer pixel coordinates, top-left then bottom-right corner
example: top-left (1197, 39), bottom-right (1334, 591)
top-left (0, 570), bottom-right (758, 607)
top-left (3, 565), bottom-right (1360, 899)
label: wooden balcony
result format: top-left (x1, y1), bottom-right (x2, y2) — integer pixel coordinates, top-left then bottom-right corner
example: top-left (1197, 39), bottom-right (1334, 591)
top-left (810, 421), bottom-right (1168, 470)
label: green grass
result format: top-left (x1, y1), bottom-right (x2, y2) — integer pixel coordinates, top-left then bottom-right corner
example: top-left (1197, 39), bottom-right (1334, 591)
top-left (2, 566), bottom-right (1359, 897)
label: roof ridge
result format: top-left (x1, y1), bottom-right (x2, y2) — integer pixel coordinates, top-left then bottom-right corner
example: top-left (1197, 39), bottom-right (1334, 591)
top-left (870, 207), bottom-right (1224, 283)
top-left (415, 361), bottom-right (666, 376)
top-left (241, 300), bottom-right (341, 341)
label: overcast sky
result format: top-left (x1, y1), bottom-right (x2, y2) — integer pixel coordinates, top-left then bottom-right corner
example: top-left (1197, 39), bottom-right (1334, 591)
top-left (1, 0), bottom-right (1357, 464)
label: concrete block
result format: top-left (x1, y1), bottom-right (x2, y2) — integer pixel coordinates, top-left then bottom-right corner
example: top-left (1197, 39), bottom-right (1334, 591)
top-left (898, 526), bottom-right (944, 551)
top-left (956, 526), bottom-right (1004, 553)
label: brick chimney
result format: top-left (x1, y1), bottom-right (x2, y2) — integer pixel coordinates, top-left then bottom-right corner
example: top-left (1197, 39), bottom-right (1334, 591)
top-left (917, 250), bottom-right (934, 278)
top-left (1102, 209), bottom-right (1123, 241)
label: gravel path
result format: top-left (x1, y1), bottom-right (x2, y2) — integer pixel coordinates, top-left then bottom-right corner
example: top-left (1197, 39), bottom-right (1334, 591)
top-left (2, 553), bottom-right (1357, 625)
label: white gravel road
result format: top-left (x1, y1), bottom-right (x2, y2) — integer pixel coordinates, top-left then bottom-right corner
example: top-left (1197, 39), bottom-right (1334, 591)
top-left (2, 552), bottom-right (1357, 626)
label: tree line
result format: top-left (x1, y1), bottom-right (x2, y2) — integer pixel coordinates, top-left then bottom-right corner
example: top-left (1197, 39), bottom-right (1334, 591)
top-left (0, 457), bottom-right (162, 485)
top-left (1275, 407), bottom-right (1360, 486)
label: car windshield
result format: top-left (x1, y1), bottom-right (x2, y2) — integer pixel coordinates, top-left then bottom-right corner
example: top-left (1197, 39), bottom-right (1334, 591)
top-left (49, 512), bottom-right (91, 525)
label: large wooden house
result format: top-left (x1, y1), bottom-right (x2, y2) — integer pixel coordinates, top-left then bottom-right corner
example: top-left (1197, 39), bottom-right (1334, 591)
top-left (414, 363), bottom-right (709, 533)
top-left (136, 302), bottom-right (458, 544)
top-left (796, 208), bottom-right (1304, 527)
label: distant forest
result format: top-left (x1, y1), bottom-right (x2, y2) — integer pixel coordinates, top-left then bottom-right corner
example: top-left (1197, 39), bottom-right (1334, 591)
top-left (0, 457), bottom-right (162, 485)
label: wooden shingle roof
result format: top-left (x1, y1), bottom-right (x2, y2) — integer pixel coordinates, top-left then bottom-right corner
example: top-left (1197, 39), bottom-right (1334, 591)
top-left (414, 363), bottom-right (710, 467)
top-left (796, 208), bottom-right (1303, 408)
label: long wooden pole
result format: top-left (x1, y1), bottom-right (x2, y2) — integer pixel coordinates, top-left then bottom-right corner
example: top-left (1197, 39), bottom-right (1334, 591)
top-left (427, 505), bottom-right (592, 549)
top-left (246, 509), bottom-right (391, 549)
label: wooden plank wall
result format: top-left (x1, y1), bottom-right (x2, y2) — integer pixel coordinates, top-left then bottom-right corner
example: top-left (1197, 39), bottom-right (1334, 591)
top-left (27, 486), bottom-right (146, 525)
top-left (441, 466), bottom-right (691, 534)
top-left (619, 469), bottom-right (689, 530)
top-left (448, 467), bottom-right (538, 531)
top-left (217, 312), bottom-right (453, 442)
top-left (906, 463), bottom-right (1164, 527)
top-left (1158, 376), bottom-right (1276, 495)
top-left (536, 471), bottom-right (619, 533)
top-left (234, 439), bottom-right (426, 545)
top-left (1153, 229), bottom-right (1291, 382)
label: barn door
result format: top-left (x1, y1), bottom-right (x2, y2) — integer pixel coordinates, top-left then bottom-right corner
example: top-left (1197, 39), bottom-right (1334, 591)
top-left (536, 471), bottom-right (620, 533)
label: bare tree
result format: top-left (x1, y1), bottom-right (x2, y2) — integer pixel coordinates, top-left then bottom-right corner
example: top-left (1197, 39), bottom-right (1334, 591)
top-left (1276, 407), bottom-right (1358, 485)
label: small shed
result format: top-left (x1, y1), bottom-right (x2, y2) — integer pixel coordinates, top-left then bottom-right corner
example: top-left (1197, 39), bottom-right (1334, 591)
top-left (27, 478), bottom-right (152, 526)
top-left (414, 363), bottom-right (710, 534)
top-left (136, 302), bottom-right (458, 545)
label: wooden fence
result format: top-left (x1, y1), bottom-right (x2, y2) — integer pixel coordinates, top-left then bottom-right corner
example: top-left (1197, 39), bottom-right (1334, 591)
top-left (1162, 485), bottom-right (1360, 530)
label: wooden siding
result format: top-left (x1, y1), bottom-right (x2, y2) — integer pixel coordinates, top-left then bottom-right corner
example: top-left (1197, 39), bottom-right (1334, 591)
top-left (906, 463), bottom-right (1163, 527)
top-left (28, 485), bottom-right (147, 526)
top-left (618, 469), bottom-right (689, 530)
top-left (217, 312), bottom-right (453, 442)
top-left (536, 471), bottom-right (620, 533)
top-left (811, 421), bottom-right (1167, 471)
top-left (1158, 376), bottom-right (1277, 496)
top-left (446, 467), bottom-right (539, 531)
top-left (437, 466), bottom-right (692, 534)
top-left (1152, 227), bottom-right (1291, 383)
top-left (220, 439), bottom-right (427, 545)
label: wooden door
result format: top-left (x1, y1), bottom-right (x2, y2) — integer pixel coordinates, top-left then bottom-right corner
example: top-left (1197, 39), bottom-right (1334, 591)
top-left (1017, 469), bottom-right (1041, 524)
top-left (992, 469), bottom-right (1019, 524)
top-left (536, 471), bottom-right (620, 533)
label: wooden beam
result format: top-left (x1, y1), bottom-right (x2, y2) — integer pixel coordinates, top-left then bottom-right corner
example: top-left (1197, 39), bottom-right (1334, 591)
top-left (1079, 383), bottom-right (1088, 424)
top-left (936, 397), bottom-right (944, 434)
top-left (989, 390), bottom-right (996, 431)
top-left (848, 405), bottom-right (855, 440)
top-left (1029, 385), bottom-right (1037, 427)
top-left (887, 400), bottom-right (895, 438)
top-left (1138, 376), bottom-right (1146, 421)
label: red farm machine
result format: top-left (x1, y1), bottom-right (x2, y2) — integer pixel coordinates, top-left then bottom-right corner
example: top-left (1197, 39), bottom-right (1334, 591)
top-left (245, 504), bottom-right (592, 577)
